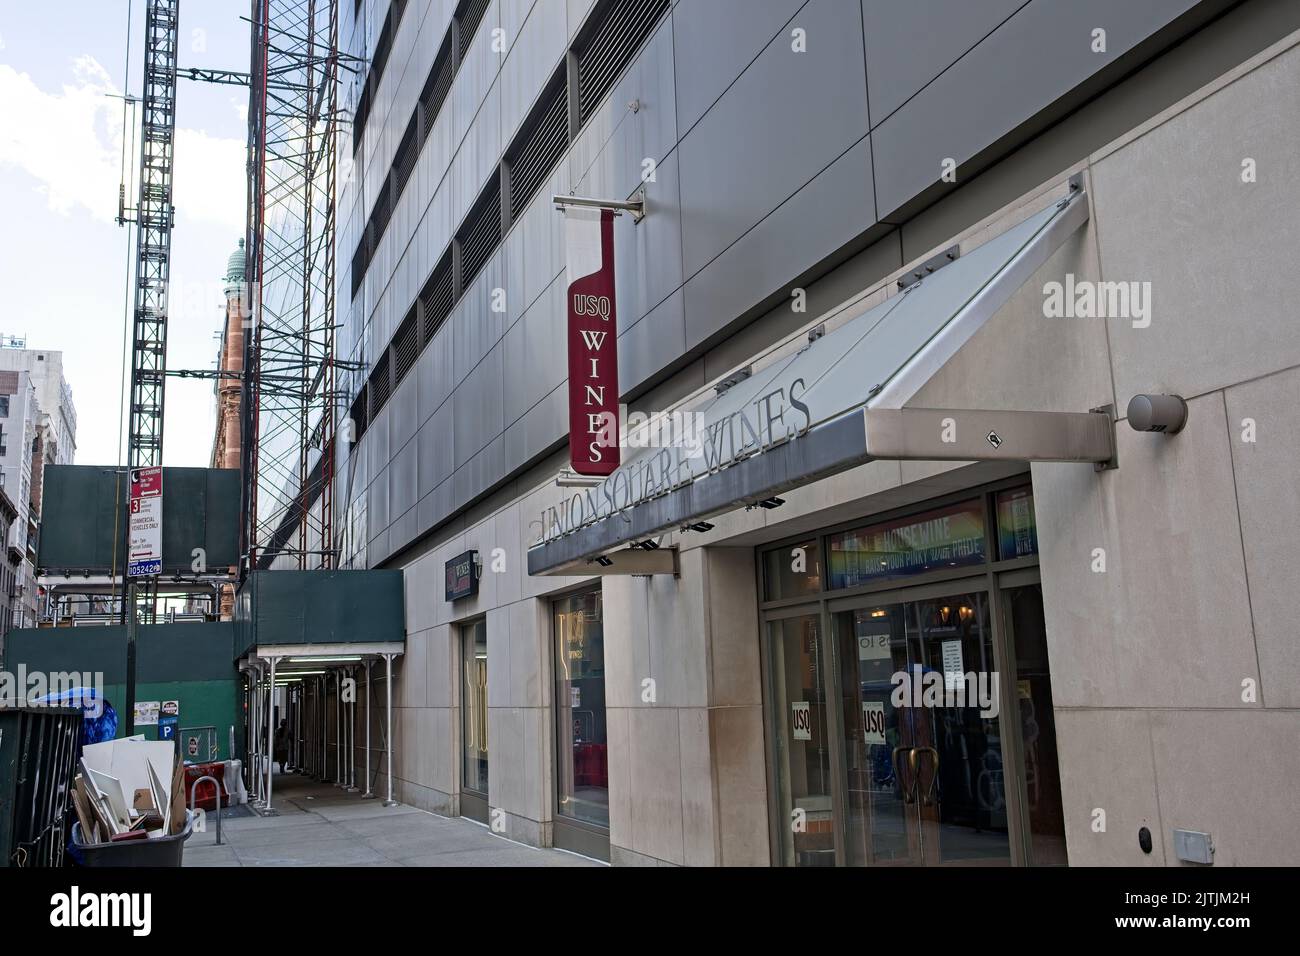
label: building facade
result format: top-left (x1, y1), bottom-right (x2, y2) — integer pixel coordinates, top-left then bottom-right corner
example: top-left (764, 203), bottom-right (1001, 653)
top-left (0, 343), bottom-right (78, 510)
top-left (210, 242), bottom-right (249, 621)
top-left (0, 369), bottom-right (41, 628)
top-left (212, 240), bottom-right (248, 474)
top-left (333, 0), bottom-right (1300, 865)
top-left (0, 487), bottom-right (18, 647)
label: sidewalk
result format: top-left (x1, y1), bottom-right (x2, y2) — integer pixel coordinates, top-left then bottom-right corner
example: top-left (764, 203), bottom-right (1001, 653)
top-left (183, 772), bottom-right (601, 867)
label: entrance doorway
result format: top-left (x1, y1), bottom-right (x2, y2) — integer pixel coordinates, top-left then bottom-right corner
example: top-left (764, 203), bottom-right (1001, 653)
top-left (760, 481), bottom-right (1067, 866)
top-left (834, 592), bottom-right (1008, 866)
top-left (460, 617), bottom-right (489, 824)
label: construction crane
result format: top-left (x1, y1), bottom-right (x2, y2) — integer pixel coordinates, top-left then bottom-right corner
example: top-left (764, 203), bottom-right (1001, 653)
top-left (116, 0), bottom-right (357, 730)
top-left (123, 0), bottom-right (180, 470)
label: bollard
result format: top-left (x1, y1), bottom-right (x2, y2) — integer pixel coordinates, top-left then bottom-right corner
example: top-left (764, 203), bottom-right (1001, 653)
top-left (189, 775), bottom-right (223, 846)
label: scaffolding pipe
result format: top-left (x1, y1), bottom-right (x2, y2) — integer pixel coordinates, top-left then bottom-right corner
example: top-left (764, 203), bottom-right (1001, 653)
top-left (362, 660), bottom-right (373, 798)
top-left (265, 656), bottom-right (277, 812)
top-left (346, 666), bottom-right (357, 791)
top-left (383, 654), bottom-right (396, 807)
top-left (340, 671), bottom-right (345, 790)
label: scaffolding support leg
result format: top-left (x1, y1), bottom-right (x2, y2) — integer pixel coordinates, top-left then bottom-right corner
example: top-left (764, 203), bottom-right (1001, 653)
top-left (383, 654), bottom-right (396, 807)
top-left (264, 655), bottom-right (279, 814)
top-left (362, 659), bottom-right (374, 798)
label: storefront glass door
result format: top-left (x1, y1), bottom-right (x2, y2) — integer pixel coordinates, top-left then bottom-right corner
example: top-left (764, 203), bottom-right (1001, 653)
top-left (460, 618), bottom-right (489, 823)
top-left (761, 482), bottom-right (1064, 866)
top-left (834, 592), bottom-right (1010, 866)
top-left (767, 613), bottom-right (835, 867)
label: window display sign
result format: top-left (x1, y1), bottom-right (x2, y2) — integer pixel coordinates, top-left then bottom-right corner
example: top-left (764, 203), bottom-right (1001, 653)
top-left (792, 701), bottom-right (812, 741)
top-left (127, 466), bottom-right (163, 577)
top-left (861, 701), bottom-right (886, 745)
top-left (996, 487), bottom-right (1038, 558)
top-left (941, 640), bottom-right (965, 691)
top-left (829, 499), bottom-right (986, 588)
top-left (444, 550), bottom-right (479, 602)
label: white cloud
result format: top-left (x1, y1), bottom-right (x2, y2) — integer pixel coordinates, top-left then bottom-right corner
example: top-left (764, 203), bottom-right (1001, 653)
top-left (0, 55), bottom-right (245, 232)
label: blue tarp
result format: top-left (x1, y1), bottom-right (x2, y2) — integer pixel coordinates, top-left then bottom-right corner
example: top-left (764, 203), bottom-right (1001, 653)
top-left (30, 687), bottom-right (118, 746)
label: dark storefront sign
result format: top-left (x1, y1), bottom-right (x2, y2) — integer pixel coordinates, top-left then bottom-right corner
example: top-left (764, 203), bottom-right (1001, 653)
top-left (564, 207), bottom-right (620, 476)
top-left (445, 550), bottom-right (479, 602)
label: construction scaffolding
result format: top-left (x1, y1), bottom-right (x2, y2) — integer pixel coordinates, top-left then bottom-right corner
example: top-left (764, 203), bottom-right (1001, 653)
top-left (242, 0), bottom-right (348, 573)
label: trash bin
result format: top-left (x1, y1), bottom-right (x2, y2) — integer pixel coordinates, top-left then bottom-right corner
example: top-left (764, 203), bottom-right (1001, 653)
top-left (70, 810), bottom-right (195, 867)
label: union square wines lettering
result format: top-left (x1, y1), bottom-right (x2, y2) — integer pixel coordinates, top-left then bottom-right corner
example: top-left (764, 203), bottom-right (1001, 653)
top-left (541, 377), bottom-right (812, 542)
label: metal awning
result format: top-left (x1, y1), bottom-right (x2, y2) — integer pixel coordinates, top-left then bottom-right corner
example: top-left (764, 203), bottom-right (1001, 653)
top-left (529, 184), bottom-right (1110, 576)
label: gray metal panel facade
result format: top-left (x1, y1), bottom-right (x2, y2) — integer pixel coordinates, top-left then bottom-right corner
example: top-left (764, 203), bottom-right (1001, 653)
top-left (339, 0), bottom-right (1228, 566)
top-left (861, 0), bottom-right (1030, 125)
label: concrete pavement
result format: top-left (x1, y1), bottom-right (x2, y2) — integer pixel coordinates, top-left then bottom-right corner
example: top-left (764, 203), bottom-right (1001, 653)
top-left (183, 772), bottom-right (601, 867)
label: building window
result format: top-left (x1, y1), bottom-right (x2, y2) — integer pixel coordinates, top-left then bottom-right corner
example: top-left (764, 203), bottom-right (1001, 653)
top-left (0, 396), bottom-right (8, 418)
top-left (827, 499), bottom-right (987, 589)
top-left (995, 486), bottom-right (1038, 559)
top-left (552, 587), bottom-right (609, 856)
top-left (762, 538), bottom-right (822, 601)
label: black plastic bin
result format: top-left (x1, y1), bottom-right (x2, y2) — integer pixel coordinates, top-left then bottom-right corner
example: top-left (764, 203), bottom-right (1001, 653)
top-left (71, 810), bottom-right (194, 867)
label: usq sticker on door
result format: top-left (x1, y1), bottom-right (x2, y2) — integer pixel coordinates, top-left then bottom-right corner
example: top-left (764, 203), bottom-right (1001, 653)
top-left (791, 701), bottom-right (812, 741)
top-left (861, 701), bottom-right (886, 745)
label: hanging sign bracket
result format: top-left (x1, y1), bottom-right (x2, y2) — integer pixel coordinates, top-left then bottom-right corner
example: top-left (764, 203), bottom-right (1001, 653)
top-left (553, 188), bottom-right (647, 223)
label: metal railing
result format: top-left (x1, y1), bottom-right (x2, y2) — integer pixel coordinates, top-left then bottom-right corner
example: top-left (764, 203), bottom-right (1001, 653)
top-left (0, 706), bottom-right (82, 867)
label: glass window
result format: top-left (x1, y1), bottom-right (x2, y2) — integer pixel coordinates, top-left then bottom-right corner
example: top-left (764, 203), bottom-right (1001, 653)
top-left (461, 619), bottom-right (488, 794)
top-left (553, 588), bottom-right (608, 827)
top-left (996, 486), bottom-right (1038, 559)
top-left (1003, 583), bottom-right (1067, 864)
top-left (767, 614), bottom-right (834, 866)
top-left (762, 538), bottom-right (822, 600)
top-left (828, 499), bottom-right (986, 589)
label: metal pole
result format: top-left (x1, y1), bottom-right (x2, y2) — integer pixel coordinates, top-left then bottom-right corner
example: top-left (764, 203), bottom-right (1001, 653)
top-left (124, 581), bottom-right (138, 735)
top-left (362, 660), bottom-right (373, 798)
top-left (319, 675), bottom-right (326, 780)
top-left (250, 665), bottom-right (261, 805)
top-left (334, 669), bottom-right (342, 785)
top-left (383, 654), bottom-right (396, 806)
top-left (265, 656), bottom-right (277, 812)
top-left (346, 666), bottom-right (357, 791)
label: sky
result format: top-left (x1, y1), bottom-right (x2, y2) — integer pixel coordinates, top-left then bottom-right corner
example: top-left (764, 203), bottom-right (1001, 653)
top-left (0, 0), bottom-right (251, 467)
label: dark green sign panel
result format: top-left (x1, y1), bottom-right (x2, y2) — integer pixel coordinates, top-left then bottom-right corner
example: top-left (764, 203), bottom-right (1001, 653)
top-left (37, 465), bottom-right (239, 575)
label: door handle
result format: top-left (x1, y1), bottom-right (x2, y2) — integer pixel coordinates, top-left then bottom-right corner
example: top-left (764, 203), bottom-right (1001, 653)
top-left (892, 746), bottom-right (918, 804)
top-left (913, 746), bottom-right (940, 806)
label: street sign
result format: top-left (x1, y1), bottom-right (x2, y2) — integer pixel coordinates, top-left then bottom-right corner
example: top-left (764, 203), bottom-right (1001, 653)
top-left (158, 716), bottom-right (178, 740)
top-left (127, 466), bottom-right (163, 576)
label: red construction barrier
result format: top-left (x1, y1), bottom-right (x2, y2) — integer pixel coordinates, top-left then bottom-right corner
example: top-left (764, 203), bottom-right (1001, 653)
top-left (184, 762), bottom-right (231, 811)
